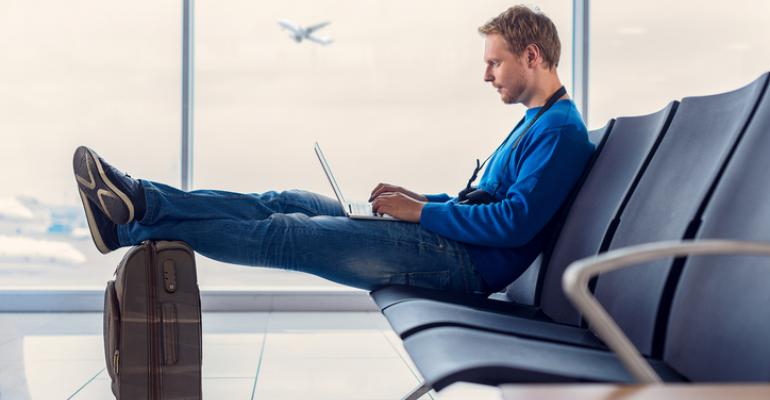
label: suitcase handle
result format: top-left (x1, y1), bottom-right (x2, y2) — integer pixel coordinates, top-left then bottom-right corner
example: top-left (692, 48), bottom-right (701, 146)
top-left (103, 281), bottom-right (122, 380)
top-left (161, 303), bottom-right (178, 365)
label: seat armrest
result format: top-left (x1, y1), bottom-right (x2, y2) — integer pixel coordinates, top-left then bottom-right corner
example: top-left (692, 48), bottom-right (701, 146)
top-left (562, 239), bottom-right (770, 383)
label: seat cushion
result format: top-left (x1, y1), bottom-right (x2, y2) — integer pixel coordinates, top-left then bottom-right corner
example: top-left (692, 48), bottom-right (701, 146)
top-left (383, 299), bottom-right (605, 350)
top-left (403, 327), bottom-right (684, 391)
top-left (370, 285), bottom-right (545, 319)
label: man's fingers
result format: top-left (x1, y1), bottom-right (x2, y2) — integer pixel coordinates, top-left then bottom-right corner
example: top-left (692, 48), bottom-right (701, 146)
top-left (372, 193), bottom-right (389, 206)
top-left (375, 203), bottom-right (393, 215)
top-left (374, 186), bottom-right (389, 197)
top-left (372, 193), bottom-right (396, 212)
top-left (370, 183), bottom-right (422, 203)
top-left (369, 183), bottom-right (392, 201)
top-left (369, 183), bottom-right (384, 200)
top-left (369, 184), bottom-right (400, 201)
top-left (371, 195), bottom-right (382, 209)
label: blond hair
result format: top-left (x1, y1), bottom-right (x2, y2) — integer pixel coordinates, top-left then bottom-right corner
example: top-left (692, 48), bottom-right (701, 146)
top-left (479, 5), bottom-right (561, 69)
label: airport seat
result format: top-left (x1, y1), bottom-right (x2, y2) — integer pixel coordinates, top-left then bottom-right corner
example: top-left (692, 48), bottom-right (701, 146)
top-left (385, 72), bottom-right (761, 359)
top-left (383, 72), bottom-right (770, 398)
top-left (377, 105), bottom-right (674, 342)
top-left (590, 73), bottom-right (767, 357)
top-left (662, 75), bottom-right (770, 381)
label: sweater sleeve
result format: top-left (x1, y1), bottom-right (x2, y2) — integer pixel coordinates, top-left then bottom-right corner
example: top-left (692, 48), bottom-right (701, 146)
top-left (419, 126), bottom-right (592, 247)
top-left (424, 193), bottom-right (452, 203)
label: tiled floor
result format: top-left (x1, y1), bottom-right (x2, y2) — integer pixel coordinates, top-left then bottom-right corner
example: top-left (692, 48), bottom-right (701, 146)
top-left (0, 312), bottom-right (500, 400)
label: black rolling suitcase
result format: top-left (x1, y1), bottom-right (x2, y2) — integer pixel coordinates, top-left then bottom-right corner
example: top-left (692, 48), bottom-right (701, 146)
top-left (103, 240), bottom-right (202, 399)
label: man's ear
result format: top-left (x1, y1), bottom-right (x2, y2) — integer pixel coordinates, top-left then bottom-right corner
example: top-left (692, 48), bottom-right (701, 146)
top-left (524, 43), bottom-right (541, 68)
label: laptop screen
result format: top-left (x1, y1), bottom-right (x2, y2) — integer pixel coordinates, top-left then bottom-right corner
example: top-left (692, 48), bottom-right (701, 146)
top-left (314, 142), bottom-right (348, 207)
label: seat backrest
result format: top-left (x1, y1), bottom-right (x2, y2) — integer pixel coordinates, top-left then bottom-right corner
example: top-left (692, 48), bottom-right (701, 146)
top-left (587, 125), bottom-right (611, 146)
top-left (538, 103), bottom-right (677, 324)
top-left (663, 76), bottom-right (770, 381)
top-left (593, 73), bottom-right (769, 357)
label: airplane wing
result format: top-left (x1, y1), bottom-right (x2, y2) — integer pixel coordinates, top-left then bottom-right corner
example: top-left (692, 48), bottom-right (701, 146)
top-left (307, 34), bottom-right (333, 46)
top-left (277, 19), bottom-right (301, 34)
top-left (306, 21), bottom-right (330, 34)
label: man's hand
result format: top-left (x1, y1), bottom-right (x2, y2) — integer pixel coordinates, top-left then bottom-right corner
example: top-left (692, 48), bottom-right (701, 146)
top-left (369, 183), bottom-right (428, 202)
top-left (371, 192), bottom-right (426, 223)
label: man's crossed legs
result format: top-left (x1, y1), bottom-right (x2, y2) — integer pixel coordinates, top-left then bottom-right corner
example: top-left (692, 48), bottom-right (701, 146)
top-left (73, 146), bottom-right (488, 294)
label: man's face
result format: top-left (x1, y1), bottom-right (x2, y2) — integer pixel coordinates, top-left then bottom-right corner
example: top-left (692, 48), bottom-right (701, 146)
top-left (483, 33), bottom-right (529, 104)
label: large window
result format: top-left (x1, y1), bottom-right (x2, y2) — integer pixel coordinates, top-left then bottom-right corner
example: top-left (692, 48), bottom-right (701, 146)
top-left (0, 1), bottom-right (180, 287)
top-left (589, 0), bottom-right (770, 129)
top-left (192, 0), bottom-right (573, 287)
top-left (0, 1), bottom-right (573, 290)
top-left (5, 1), bottom-right (767, 291)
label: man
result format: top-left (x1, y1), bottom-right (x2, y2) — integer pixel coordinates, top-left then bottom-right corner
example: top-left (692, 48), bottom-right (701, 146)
top-left (73, 5), bottom-right (593, 295)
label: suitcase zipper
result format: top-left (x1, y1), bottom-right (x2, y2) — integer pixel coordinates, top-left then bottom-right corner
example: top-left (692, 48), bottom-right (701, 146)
top-left (147, 242), bottom-right (161, 400)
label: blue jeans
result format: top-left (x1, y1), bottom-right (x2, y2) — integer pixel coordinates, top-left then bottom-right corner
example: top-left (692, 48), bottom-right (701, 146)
top-left (117, 181), bottom-right (489, 295)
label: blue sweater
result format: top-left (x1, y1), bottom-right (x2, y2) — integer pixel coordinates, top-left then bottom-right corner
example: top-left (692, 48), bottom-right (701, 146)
top-left (420, 100), bottom-right (593, 291)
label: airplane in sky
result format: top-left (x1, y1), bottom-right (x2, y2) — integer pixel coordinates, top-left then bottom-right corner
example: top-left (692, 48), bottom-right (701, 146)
top-left (278, 19), bottom-right (333, 46)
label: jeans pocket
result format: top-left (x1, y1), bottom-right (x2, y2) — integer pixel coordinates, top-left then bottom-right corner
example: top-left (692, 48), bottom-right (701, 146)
top-left (389, 270), bottom-right (451, 290)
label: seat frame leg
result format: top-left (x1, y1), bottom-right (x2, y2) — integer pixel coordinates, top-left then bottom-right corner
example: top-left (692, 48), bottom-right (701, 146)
top-left (401, 382), bottom-right (432, 400)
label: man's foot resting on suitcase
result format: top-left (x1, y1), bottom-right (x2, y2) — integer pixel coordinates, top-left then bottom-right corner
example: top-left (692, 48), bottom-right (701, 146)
top-left (78, 196), bottom-right (120, 254)
top-left (72, 146), bottom-right (146, 224)
top-left (73, 146), bottom-right (147, 254)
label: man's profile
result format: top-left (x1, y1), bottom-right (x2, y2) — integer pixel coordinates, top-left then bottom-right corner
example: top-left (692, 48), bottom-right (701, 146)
top-left (73, 5), bottom-right (594, 295)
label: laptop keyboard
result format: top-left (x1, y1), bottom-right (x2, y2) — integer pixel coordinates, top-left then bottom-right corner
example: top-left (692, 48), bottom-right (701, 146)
top-left (349, 202), bottom-right (377, 216)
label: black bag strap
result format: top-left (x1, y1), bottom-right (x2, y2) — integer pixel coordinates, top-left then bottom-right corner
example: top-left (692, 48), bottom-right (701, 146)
top-left (461, 85), bottom-right (567, 194)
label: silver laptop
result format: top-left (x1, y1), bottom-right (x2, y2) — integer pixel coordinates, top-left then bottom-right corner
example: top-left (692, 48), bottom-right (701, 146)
top-left (314, 142), bottom-right (396, 220)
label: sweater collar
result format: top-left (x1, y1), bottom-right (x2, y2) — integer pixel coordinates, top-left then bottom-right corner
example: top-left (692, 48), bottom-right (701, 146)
top-left (525, 98), bottom-right (568, 119)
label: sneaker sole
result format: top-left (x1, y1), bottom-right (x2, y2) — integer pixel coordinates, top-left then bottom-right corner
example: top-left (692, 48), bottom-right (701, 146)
top-left (79, 189), bottom-right (112, 254)
top-left (73, 146), bottom-right (135, 224)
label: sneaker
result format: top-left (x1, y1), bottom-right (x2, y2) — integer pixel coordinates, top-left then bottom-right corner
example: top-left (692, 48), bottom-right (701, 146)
top-left (72, 146), bottom-right (144, 225)
top-left (78, 191), bottom-right (119, 254)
